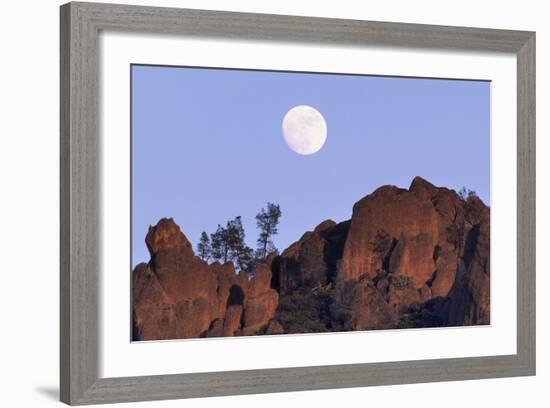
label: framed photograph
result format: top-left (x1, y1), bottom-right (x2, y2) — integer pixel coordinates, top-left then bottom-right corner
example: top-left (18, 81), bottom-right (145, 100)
top-left (60, 1), bottom-right (535, 405)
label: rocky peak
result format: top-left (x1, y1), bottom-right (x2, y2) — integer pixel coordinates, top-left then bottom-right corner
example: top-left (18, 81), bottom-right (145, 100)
top-left (134, 218), bottom-right (279, 341)
top-left (409, 176), bottom-right (438, 201)
top-left (342, 180), bottom-right (440, 282)
top-left (145, 217), bottom-right (192, 256)
top-left (314, 219), bottom-right (337, 233)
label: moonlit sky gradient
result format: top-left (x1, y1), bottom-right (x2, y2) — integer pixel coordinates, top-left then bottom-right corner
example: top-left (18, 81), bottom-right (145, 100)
top-left (132, 65), bottom-right (490, 268)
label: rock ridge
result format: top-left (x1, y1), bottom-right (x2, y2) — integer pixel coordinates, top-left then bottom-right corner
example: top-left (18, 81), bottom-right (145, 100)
top-left (132, 177), bottom-right (490, 340)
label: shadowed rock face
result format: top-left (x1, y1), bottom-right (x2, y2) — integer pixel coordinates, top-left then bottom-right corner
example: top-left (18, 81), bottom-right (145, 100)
top-left (132, 177), bottom-right (490, 340)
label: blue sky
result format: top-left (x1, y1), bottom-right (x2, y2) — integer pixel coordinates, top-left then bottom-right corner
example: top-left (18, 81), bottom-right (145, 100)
top-left (131, 65), bottom-right (490, 267)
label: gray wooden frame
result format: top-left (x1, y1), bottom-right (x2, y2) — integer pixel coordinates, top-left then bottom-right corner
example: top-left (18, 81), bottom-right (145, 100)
top-left (60, 1), bottom-right (536, 405)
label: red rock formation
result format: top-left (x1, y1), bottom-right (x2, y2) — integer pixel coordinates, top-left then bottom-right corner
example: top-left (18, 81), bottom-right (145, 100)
top-left (210, 261), bottom-right (239, 320)
top-left (133, 218), bottom-right (276, 341)
top-left (388, 232), bottom-right (435, 288)
top-left (133, 219), bottom-right (217, 340)
top-left (341, 181), bottom-right (440, 283)
top-left (241, 290), bottom-right (279, 335)
top-left (265, 319), bottom-right (284, 335)
top-left (242, 263), bottom-right (279, 335)
top-left (443, 207), bottom-right (490, 326)
top-left (132, 262), bottom-right (176, 340)
top-left (464, 219), bottom-right (490, 325)
top-left (133, 177), bottom-right (490, 340)
top-left (353, 281), bottom-right (398, 329)
top-left (431, 251), bottom-right (458, 297)
top-left (222, 305), bottom-right (243, 336)
top-left (145, 217), bottom-right (192, 255)
top-left (272, 219), bottom-right (349, 295)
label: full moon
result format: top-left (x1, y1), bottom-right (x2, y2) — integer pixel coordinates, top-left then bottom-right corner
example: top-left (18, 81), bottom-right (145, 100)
top-left (282, 105), bottom-right (327, 155)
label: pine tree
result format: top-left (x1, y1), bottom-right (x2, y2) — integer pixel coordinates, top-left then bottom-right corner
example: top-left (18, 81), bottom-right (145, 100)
top-left (255, 202), bottom-right (282, 260)
top-left (237, 246), bottom-right (254, 273)
top-left (210, 224), bottom-right (230, 263)
top-left (197, 231), bottom-right (211, 261)
top-left (207, 205), bottom-right (282, 271)
top-left (227, 216), bottom-right (254, 272)
top-left (210, 217), bottom-right (254, 271)
top-left (458, 186), bottom-right (477, 201)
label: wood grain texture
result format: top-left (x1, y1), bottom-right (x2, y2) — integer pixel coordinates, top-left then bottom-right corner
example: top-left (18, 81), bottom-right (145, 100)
top-left (60, 2), bottom-right (100, 404)
top-left (60, 2), bottom-right (536, 405)
top-left (516, 34), bottom-right (536, 372)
